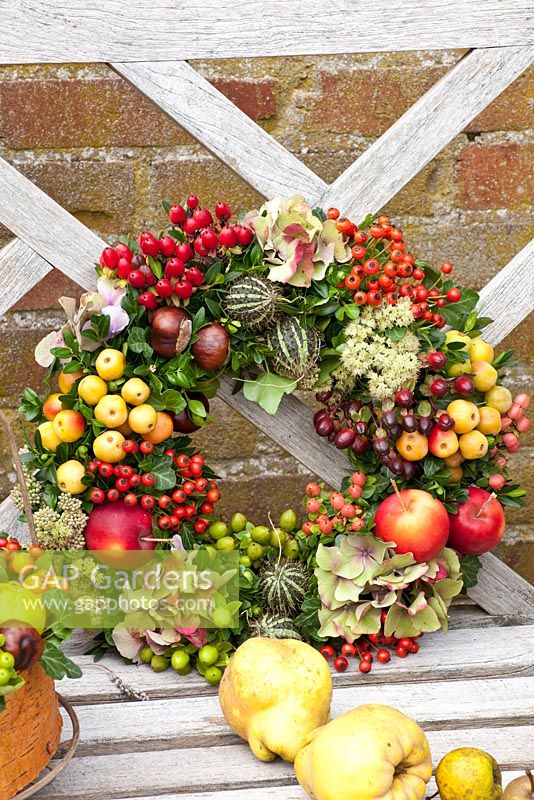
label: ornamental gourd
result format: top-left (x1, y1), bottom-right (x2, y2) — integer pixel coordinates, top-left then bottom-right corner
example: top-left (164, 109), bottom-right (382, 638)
top-left (268, 317), bottom-right (322, 389)
top-left (222, 276), bottom-right (279, 329)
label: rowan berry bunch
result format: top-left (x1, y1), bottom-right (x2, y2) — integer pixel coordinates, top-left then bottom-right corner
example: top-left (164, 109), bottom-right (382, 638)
top-left (299, 472), bottom-right (368, 538)
top-left (0, 534), bottom-right (22, 552)
top-left (328, 208), bottom-right (461, 325)
top-left (86, 446), bottom-right (220, 537)
top-left (320, 622), bottom-right (423, 675)
top-left (98, 195), bottom-right (253, 310)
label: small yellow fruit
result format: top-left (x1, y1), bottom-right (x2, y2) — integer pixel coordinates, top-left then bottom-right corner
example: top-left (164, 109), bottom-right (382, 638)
top-left (470, 337), bottom-right (495, 363)
top-left (57, 369), bottom-right (84, 394)
top-left (477, 406), bottom-right (502, 436)
top-left (142, 411), bottom-right (174, 444)
top-left (42, 393), bottom-right (62, 420)
top-left (121, 377), bottom-right (150, 406)
top-left (459, 429), bottom-right (489, 460)
top-left (56, 460), bottom-right (86, 494)
top-left (447, 399), bottom-right (481, 434)
top-left (53, 409), bottom-right (86, 443)
top-left (485, 385), bottom-right (513, 414)
top-left (95, 348), bottom-right (126, 381)
top-left (471, 360), bottom-right (498, 392)
top-left (447, 359), bottom-right (471, 378)
top-left (129, 403), bottom-right (158, 434)
top-left (436, 747), bottom-right (502, 800)
top-left (396, 431), bottom-right (429, 461)
top-left (78, 374), bottom-right (108, 406)
top-left (445, 330), bottom-right (472, 352)
top-left (94, 394), bottom-right (128, 428)
top-left (93, 430), bottom-right (126, 463)
top-left (37, 421), bottom-right (62, 452)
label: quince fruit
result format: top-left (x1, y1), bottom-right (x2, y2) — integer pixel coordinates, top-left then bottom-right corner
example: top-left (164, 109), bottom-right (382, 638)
top-left (219, 637), bottom-right (332, 763)
top-left (436, 747), bottom-right (502, 800)
top-left (294, 704), bottom-right (432, 800)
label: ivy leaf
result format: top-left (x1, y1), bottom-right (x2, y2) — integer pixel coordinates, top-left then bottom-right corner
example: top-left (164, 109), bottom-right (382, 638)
top-left (460, 555), bottom-right (482, 589)
top-left (128, 326), bottom-right (153, 358)
top-left (243, 373), bottom-right (296, 415)
top-left (150, 457), bottom-right (177, 491)
top-left (41, 641), bottom-right (82, 680)
top-left (294, 595), bottom-right (326, 643)
top-left (440, 288), bottom-right (479, 329)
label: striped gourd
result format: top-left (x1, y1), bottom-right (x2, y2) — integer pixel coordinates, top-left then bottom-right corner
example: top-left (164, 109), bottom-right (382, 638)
top-left (249, 614), bottom-right (302, 641)
top-left (260, 559), bottom-right (310, 614)
top-left (222, 276), bottom-right (278, 329)
top-left (268, 316), bottom-right (322, 388)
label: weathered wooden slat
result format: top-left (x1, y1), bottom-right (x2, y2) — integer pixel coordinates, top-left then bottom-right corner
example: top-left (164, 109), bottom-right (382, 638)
top-left (319, 46), bottom-right (534, 220)
top-left (0, 157), bottom-right (103, 290)
top-left (476, 238), bottom-right (534, 345)
top-left (0, 239), bottom-right (52, 317)
top-left (34, 726), bottom-right (534, 798)
top-left (56, 625), bottom-right (534, 704)
top-left (0, 1), bottom-right (532, 63)
top-left (113, 61), bottom-right (326, 202)
top-left (62, 675), bottom-right (534, 756)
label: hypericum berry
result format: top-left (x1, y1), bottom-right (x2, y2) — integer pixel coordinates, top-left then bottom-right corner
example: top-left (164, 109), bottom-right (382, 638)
top-left (194, 237), bottom-right (210, 257)
top-left (427, 351), bottom-right (447, 370)
top-left (330, 491), bottom-right (345, 511)
top-left (305, 481), bottom-right (321, 497)
top-left (431, 378), bottom-right (449, 397)
top-left (447, 288), bottom-right (461, 303)
top-left (185, 266), bottom-right (204, 287)
top-left (320, 644), bottom-right (335, 659)
top-left (175, 279), bottom-right (193, 299)
top-left (175, 243), bottom-right (194, 263)
top-left (186, 195), bottom-right (199, 209)
top-left (395, 388), bottom-right (414, 408)
top-left (128, 269), bottom-right (147, 289)
top-left (141, 495), bottom-right (156, 510)
top-left (316, 416), bottom-right (335, 437)
top-left (169, 204), bottom-right (187, 225)
top-left (454, 375), bottom-right (475, 396)
top-left (201, 227), bottom-right (218, 250)
top-left (115, 242), bottom-right (133, 261)
top-left (217, 225), bottom-right (238, 249)
top-left (441, 261), bottom-right (453, 274)
top-left (334, 428), bottom-right (356, 449)
top-left (138, 291), bottom-right (157, 310)
top-left (401, 414), bottom-right (418, 433)
top-left (139, 231), bottom-right (160, 256)
top-left (193, 207), bottom-right (213, 228)
top-left (418, 416), bottom-right (434, 435)
top-left (159, 236), bottom-right (177, 257)
top-left (90, 488), bottom-right (106, 504)
top-left (182, 217), bottom-right (198, 235)
top-left (100, 247), bottom-right (119, 269)
top-left (437, 413), bottom-right (454, 431)
top-left (215, 201), bottom-right (231, 220)
top-left (235, 225), bottom-right (253, 247)
top-left (334, 656), bottom-right (349, 673)
top-left (377, 648), bottom-right (391, 664)
top-left (155, 278), bottom-right (174, 297)
top-left (116, 257), bottom-right (132, 279)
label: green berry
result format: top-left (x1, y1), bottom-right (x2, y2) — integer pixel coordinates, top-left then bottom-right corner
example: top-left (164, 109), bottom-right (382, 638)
top-left (283, 540), bottom-right (300, 559)
top-left (215, 536), bottom-right (236, 551)
top-left (175, 662), bottom-right (192, 676)
top-left (247, 542), bottom-right (264, 561)
top-left (269, 528), bottom-right (288, 548)
top-left (209, 521), bottom-right (229, 541)
top-left (171, 650), bottom-right (190, 672)
top-left (0, 651), bottom-right (15, 670)
top-left (150, 655), bottom-right (169, 672)
top-left (140, 646), bottom-right (153, 664)
top-left (230, 513), bottom-right (248, 533)
top-left (239, 555), bottom-right (252, 568)
top-left (0, 634), bottom-right (5, 648)
top-left (280, 509), bottom-right (298, 532)
top-left (198, 644), bottom-right (219, 667)
top-left (204, 666), bottom-right (223, 685)
top-left (212, 607), bottom-right (234, 629)
top-left (0, 667), bottom-right (10, 686)
top-left (251, 525), bottom-right (271, 545)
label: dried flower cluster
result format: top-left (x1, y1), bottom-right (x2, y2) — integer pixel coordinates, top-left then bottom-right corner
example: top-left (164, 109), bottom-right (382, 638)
top-left (33, 494), bottom-right (87, 549)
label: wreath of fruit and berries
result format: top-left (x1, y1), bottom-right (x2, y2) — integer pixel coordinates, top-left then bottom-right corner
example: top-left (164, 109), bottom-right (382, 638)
top-left (7, 193), bottom-right (528, 684)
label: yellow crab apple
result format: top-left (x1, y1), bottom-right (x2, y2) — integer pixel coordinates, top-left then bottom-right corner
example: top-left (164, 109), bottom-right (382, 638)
top-left (53, 409), bottom-right (86, 442)
top-left (56, 460), bottom-right (86, 494)
top-left (469, 337), bottom-right (495, 364)
top-left (396, 431), bottom-right (428, 461)
top-left (37, 421), bottom-right (62, 452)
top-left (95, 348), bottom-right (126, 381)
top-left (447, 399), bottom-right (480, 434)
top-left (78, 374), bottom-right (108, 406)
top-left (121, 377), bottom-right (150, 406)
top-left (459, 429), bottom-right (489, 460)
top-left (93, 430), bottom-right (126, 463)
top-left (94, 394), bottom-right (128, 428)
top-left (445, 330), bottom-right (472, 352)
top-left (142, 411), bottom-right (174, 444)
top-left (485, 385), bottom-right (513, 414)
top-left (42, 393), bottom-right (62, 420)
top-left (477, 406), bottom-right (502, 436)
top-left (128, 403), bottom-right (158, 434)
top-left (471, 361), bottom-right (498, 392)
top-left (447, 359), bottom-right (471, 378)
top-left (57, 369), bottom-right (84, 394)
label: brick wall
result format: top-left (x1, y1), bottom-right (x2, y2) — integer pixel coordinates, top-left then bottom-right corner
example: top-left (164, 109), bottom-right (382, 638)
top-left (0, 52), bottom-right (532, 580)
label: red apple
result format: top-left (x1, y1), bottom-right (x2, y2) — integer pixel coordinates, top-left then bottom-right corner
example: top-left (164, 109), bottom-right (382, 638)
top-left (374, 489), bottom-right (449, 563)
top-left (447, 486), bottom-right (505, 555)
top-left (84, 503), bottom-right (156, 568)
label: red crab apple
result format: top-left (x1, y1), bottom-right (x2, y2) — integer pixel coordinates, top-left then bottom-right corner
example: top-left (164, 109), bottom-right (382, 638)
top-left (374, 487), bottom-right (449, 563)
top-left (85, 503), bottom-right (156, 568)
top-left (447, 486), bottom-right (506, 555)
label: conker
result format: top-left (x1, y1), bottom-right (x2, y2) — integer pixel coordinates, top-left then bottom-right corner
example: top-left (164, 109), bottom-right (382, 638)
top-left (150, 307), bottom-right (192, 358)
top-left (0, 625), bottom-right (44, 671)
top-left (192, 322), bottom-right (229, 371)
top-left (171, 393), bottom-right (209, 434)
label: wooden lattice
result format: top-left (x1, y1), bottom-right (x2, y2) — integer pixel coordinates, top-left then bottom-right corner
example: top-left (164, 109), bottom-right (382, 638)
top-left (0, 1), bottom-right (533, 615)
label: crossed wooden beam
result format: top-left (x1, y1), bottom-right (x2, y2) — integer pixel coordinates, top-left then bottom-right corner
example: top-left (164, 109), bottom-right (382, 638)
top-left (0, 26), bottom-right (532, 615)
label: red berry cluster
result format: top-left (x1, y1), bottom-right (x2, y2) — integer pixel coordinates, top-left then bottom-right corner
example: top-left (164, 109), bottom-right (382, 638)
top-left (328, 209), bottom-right (461, 325)
top-left (0, 535), bottom-right (22, 552)
top-left (301, 472), bottom-right (367, 536)
top-left (99, 195), bottom-right (253, 311)
top-left (88, 449), bottom-right (219, 535)
top-left (499, 392), bottom-right (530, 459)
top-left (320, 622), bottom-right (423, 675)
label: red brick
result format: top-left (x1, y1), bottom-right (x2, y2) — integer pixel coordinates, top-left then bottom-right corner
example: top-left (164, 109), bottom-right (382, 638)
top-left (0, 75), bottom-right (277, 150)
top-left (13, 268), bottom-right (84, 311)
top-left (456, 143), bottom-right (534, 210)
top-left (13, 158), bottom-right (136, 235)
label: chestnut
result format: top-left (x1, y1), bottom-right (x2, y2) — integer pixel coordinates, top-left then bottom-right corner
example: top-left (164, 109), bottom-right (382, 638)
top-left (192, 322), bottom-right (229, 371)
top-left (0, 625), bottom-right (44, 671)
top-left (150, 307), bottom-right (192, 358)
top-left (171, 392), bottom-right (210, 434)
